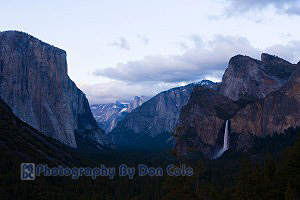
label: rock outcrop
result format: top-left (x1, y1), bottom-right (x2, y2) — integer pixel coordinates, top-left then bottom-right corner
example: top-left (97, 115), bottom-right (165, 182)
top-left (231, 61), bottom-right (300, 137)
top-left (220, 54), bottom-right (297, 103)
top-left (175, 86), bottom-right (240, 157)
top-left (175, 54), bottom-right (299, 157)
top-left (0, 31), bottom-right (106, 148)
top-left (128, 96), bottom-right (149, 112)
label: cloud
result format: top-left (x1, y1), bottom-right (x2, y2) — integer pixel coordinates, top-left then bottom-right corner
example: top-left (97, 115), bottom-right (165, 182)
top-left (111, 37), bottom-right (130, 50)
top-left (189, 34), bottom-right (203, 47)
top-left (79, 80), bottom-right (185, 104)
top-left (225, 0), bottom-right (300, 16)
top-left (177, 42), bottom-right (189, 50)
top-left (136, 35), bottom-right (149, 45)
top-left (265, 41), bottom-right (300, 63)
top-left (94, 35), bottom-right (260, 83)
top-left (87, 35), bottom-right (300, 104)
top-left (177, 35), bottom-right (203, 50)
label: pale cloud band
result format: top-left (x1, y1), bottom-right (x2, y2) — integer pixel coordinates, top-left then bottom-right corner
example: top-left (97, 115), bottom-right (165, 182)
top-left (79, 81), bottom-right (186, 104)
top-left (94, 35), bottom-right (300, 83)
top-left (87, 35), bottom-right (300, 103)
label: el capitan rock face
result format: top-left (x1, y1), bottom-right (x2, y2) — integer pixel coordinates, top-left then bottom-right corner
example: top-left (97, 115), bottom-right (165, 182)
top-left (0, 31), bottom-right (106, 148)
top-left (0, 96), bottom-right (80, 166)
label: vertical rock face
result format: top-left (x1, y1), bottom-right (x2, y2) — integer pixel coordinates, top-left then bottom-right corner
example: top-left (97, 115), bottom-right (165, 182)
top-left (175, 86), bottom-right (240, 157)
top-left (220, 54), bottom-right (296, 102)
top-left (175, 54), bottom-right (299, 157)
top-left (0, 31), bottom-right (106, 148)
top-left (231, 62), bottom-right (300, 137)
top-left (128, 96), bottom-right (149, 112)
top-left (0, 96), bottom-right (79, 166)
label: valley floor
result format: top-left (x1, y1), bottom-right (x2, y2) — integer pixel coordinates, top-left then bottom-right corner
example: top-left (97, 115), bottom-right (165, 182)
top-left (1, 126), bottom-right (300, 200)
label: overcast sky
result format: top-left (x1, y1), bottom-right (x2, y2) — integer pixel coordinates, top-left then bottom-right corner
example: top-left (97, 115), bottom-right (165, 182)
top-left (1, 0), bottom-right (300, 103)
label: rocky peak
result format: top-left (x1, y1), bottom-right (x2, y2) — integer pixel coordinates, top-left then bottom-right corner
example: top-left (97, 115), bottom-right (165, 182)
top-left (261, 53), bottom-right (291, 65)
top-left (128, 96), bottom-right (149, 112)
top-left (220, 54), bottom-right (297, 102)
top-left (261, 53), bottom-right (297, 80)
top-left (199, 79), bottom-right (214, 85)
top-left (228, 54), bottom-right (261, 69)
top-left (91, 102), bottom-right (130, 133)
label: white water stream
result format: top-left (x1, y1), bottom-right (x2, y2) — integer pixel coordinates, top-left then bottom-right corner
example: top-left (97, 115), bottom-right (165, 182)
top-left (213, 120), bottom-right (229, 159)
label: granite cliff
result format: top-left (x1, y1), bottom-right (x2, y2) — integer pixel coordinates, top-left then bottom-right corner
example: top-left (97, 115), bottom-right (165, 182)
top-left (231, 61), bottom-right (300, 138)
top-left (0, 31), bottom-right (106, 148)
top-left (220, 53), bottom-right (297, 103)
top-left (175, 86), bottom-right (240, 157)
top-left (128, 96), bottom-right (149, 112)
top-left (0, 96), bottom-right (80, 166)
top-left (175, 54), bottom-right (299, 157)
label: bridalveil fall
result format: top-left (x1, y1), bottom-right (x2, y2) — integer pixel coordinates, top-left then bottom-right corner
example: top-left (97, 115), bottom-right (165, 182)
top-left (213, 120), bottom-right (229, 159)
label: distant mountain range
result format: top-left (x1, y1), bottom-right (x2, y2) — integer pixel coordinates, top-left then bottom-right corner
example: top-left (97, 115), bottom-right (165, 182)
top-left (90, 96), bottom-right (150, 132)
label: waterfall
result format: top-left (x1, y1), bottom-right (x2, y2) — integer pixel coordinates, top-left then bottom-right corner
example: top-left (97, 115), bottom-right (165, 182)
top-left (213, 120), bottom-right (229, 159)
top-left (223, 120), bottom-right (229, 151)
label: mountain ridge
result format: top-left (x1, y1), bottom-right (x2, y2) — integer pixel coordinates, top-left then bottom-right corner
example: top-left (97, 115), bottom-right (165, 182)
top-left (109, 80), bottom-right (218, 147)
top-left (91, 96), bottom-right (150, 132)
